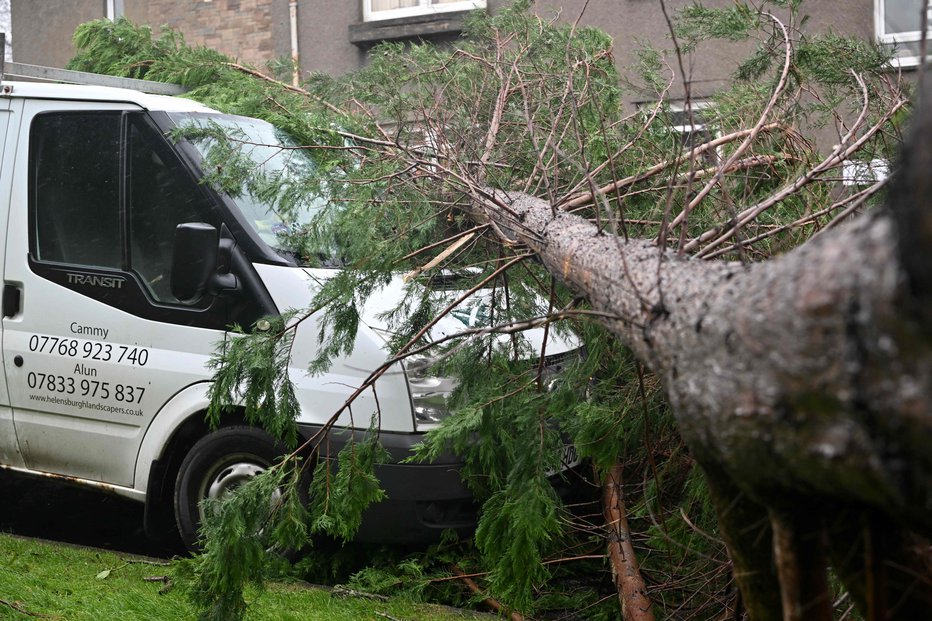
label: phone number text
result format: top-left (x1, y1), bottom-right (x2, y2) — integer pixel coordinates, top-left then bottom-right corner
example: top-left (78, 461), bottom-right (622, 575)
top-left (27, 372), bottom-right (146, 404)
top-left (28, 335), bottom-right (149, 366)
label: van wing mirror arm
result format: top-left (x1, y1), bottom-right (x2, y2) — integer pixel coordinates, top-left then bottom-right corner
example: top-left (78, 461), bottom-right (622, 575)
top-left (210, 228), bottom-right (240, 294)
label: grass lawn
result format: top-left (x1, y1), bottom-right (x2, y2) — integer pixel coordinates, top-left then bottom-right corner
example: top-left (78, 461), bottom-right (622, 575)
top-left (0, 534), bottom-right (486, 620)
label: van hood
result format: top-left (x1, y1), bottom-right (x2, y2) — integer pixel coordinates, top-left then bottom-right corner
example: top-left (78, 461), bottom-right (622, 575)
top-left (350, 272), bottom-right (579, 357)
top-left (252, 264), bottom-right (580, 433)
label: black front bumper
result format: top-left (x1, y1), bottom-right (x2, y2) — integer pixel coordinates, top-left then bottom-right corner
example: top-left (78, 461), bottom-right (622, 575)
top-left (298, 424), bottom-right (478, 544)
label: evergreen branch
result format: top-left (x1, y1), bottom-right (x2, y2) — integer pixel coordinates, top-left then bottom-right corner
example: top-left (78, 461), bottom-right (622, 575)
top-left (691, 78), bottom-right (905, 255)
top-left (403, 231), bottom-right (476, 282)
top-left (603, 462), bottom-right (655, 621)
top-left (560, 65), bottom-right (675, 201)
top-left (671, 11), bottom-right (794, 238)
top-left (222, 62), bottom-right (346, 117)
top-left (702, 176), bottom-right (888, 259)
top-left (287, 253), bottom-right (531, 463)
top-left (400, 224), bottom-right (490, 261)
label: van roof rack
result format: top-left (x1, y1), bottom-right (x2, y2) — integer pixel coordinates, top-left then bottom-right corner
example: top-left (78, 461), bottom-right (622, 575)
top-left (0, 35), bottom-right (186, 96)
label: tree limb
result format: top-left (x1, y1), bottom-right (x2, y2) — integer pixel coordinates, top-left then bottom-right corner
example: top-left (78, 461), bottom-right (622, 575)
top-left (451, 566), bottom-right (525, 621)
top-left (603, 462), bottom-right (656, 621)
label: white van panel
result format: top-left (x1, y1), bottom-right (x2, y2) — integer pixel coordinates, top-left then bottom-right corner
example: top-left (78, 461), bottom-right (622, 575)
top-left (0, 95), bottom-right (23, 467)
top-left (1, 99), bottom-right (227, 487)
top-left (133, 381), bottom-right (211, 491)
top-left (255, 263), bottom-right (416, 433)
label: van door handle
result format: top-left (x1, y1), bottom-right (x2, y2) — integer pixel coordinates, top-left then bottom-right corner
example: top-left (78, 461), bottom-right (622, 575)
top-left (2, 284), bottom-right (22, 318)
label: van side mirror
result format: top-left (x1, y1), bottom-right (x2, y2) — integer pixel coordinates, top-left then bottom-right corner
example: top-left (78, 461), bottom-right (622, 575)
top-left (171, 223), bottom-right (219, 303)
top-left (171, 223), bottom-right (241, 304)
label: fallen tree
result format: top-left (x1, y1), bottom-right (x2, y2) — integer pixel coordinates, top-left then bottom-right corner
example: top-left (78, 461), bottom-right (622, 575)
top-left (69, 2), bottom-right (930, 619)
top-left (465, 157), bottom-right (931, 618)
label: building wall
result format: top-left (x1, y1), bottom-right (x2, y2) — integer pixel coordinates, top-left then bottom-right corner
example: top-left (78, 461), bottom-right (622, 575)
top-left (297, 0), bottom-right (877, 103)
top-left (146, 0), bottom-right (278, 68)
top-left (528, 0), bottom-right (749, 102)
top-left (518, 0), bottom-right (875, 103)
top-left (5, 0), bottom-right (882, 96)
top-left (298, 0), bottom-right (366, 76)
top-left (10, 0), bottom-right (102, 68)
top-left (9, 0), bottom-right (289, 73)
top-left (123, 0), bottom-right (150, 24)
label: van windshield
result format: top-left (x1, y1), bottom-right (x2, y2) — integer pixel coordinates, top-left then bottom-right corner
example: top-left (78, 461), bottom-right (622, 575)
top-left (168, 112), bottom-right (331, 266)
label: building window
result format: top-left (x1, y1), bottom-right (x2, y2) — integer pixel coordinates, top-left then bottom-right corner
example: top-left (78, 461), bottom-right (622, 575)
top-left (667, 101), bottom-right (720, 167)
top-left (842, 158), bottom-right (890, 186)
top-left (875, 0), bottom-right (931, 67)
top-left (363, 0), bottom-right (486, 22)
top-left (639, 100), bottom-right (721, 168)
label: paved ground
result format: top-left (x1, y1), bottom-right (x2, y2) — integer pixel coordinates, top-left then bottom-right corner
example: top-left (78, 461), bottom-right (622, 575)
top-left (0, 470), bottom-right (185, 557)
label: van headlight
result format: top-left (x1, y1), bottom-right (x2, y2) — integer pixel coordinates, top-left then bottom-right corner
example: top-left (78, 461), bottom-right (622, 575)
top-left (404, 355), bottom-right (457, 430)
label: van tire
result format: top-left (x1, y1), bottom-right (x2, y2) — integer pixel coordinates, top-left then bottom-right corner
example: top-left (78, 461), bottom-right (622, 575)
top-left (173, 426), bottom-right (298, 551)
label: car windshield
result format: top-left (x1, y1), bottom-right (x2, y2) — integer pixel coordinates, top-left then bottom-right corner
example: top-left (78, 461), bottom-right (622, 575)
top-left (168, 112), bottom-right (331, 266)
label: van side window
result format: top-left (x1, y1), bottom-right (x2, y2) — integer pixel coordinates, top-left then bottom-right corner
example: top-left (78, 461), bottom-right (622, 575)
top-left (31, 113), bottom-right (122, 269)
top-left (127, 115), bottom-right (216, 303)
top-left (30, 112), bottom-right (218, 304)
top-left (25, 109), bottom-right (274, 330)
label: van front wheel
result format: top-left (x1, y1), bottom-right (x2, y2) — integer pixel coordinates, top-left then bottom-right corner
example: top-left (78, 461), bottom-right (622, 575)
top-left (174, 426), bottom-right (293, 551)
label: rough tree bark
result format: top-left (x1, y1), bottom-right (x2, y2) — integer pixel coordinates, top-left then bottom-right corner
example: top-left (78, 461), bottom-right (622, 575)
top-left (602, 462), bottom-right (655, 621)
top-left (461, 102), bottom-right (932, 618)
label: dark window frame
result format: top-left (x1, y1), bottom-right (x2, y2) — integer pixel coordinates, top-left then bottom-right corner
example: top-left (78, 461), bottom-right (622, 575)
top-left (349, 8), bottom-right (475, 47)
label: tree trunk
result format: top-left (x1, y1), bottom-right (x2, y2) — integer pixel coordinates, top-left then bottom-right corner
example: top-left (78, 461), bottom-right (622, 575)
top-left (769, 507), bottom-right (832, 621)
top-left (472, 186), bottom-right (931, 536)
top-left (463, 133), bottom-right (932, 614)
top-left (703, 471), bottom-right (782, 621)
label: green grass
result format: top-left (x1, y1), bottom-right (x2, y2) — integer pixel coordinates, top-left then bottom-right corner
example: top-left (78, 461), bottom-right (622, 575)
top-left (0, 534), bottom-right (487, 620)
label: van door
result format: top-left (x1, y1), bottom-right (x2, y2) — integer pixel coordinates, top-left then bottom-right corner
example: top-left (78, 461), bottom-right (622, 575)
top-left (0, 94), bottom-right (24, 468)
top-left (2, 100), bottom-right (250, 487)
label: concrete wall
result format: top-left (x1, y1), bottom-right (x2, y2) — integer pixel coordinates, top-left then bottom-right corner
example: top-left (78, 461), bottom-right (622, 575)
top-left (10, 0), bottom-right (102, 67)
top-left (297, 1), bottom-right (365, 77)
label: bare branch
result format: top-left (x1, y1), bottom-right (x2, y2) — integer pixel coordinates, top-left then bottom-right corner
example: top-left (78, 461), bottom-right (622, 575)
top-left (689, 78), bottom-right (906, 256)
top-left (670, 13), bottom-right (793, 235)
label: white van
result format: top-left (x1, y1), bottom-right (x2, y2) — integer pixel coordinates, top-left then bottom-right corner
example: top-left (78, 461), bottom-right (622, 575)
top-left (0, 76), bottom-right (579, 548)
